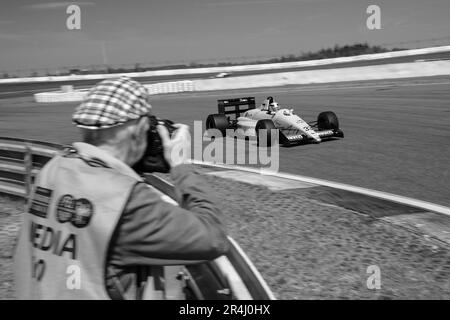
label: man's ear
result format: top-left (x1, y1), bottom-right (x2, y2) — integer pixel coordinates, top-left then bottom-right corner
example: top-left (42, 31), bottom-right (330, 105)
top-left (138, 116), bottom-right (149, 135)
top-left (130, 117), bottom-right (149, 141)
top-left (134, 117), bottom-right (150, 139)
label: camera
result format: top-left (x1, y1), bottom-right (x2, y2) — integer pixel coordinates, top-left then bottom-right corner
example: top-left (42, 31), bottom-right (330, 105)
top-left (133, 115), bottom-right (177, 173)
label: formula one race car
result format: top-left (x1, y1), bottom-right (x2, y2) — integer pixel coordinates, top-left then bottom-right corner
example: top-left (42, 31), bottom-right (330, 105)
top-left (206, 96), bottom-right (344, 147)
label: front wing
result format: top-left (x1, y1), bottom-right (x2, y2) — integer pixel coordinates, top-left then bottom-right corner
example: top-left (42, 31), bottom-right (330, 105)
top-left (279, 128), bottom-right (344, 146)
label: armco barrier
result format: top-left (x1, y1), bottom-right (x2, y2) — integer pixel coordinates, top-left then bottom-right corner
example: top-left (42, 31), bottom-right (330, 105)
top-left (145, 80), bottom-right (194, 95)
top-left (3, 45), bottom-right (450, 85)
top-left (0, 136), bottom-right (275, 300)
top-left (0, 137), bottom-right (62, 197)
top-left (34, 89), bottom-right (90, 103)
top-left (33, 81), bottom-right (194, 102)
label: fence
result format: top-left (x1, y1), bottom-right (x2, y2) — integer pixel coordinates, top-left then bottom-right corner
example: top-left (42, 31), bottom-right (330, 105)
top-left (0, 136), bottom-right (275, 300)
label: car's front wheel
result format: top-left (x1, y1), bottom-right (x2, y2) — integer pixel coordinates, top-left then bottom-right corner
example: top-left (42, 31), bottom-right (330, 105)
top-left (256, 119), bottom-right (277, 147)
top-left (206, 114), bottom-right (229, 136)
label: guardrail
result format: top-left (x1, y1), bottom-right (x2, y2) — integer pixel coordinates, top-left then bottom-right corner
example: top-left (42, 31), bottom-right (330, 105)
top-left (0, 137), bottom-right (63, 198)
top-left (0, 136), bottom-right (275, 300)
top-left (34, 89), bottom-right (90, 103)
top-left (33, 81), bottom-right (195, 102)
top-left (146, 80), bottom-right (194, 95)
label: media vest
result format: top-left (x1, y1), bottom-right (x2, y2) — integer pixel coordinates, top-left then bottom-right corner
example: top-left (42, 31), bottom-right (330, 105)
top-left (13, 143), bottom-right (141, 299)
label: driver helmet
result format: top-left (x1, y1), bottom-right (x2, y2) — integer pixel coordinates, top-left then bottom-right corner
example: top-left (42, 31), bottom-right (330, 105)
top-left (269, 101), bottom-right (280, 112)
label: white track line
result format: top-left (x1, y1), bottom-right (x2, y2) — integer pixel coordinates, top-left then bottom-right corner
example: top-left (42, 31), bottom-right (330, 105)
top-left (190, 160), bottom-right (450, 216)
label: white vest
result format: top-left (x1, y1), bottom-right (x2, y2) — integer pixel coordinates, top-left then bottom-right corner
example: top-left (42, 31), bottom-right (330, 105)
top-left (14, 143), bottom-right (141, 299)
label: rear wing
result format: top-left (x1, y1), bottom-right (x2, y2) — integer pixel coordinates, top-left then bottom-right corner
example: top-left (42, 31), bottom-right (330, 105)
top-left (217, 97), bottom-right (256, 120)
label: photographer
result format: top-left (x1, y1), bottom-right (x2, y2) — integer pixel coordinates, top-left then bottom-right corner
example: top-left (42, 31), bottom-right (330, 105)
top-left (13, 77), bottom-right (230, 299)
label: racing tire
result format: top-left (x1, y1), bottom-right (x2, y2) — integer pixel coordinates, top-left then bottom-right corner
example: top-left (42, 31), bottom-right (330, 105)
top-left (256, 119), bottom-right (277, 147)
top-left (206, 114), bottom-right (229, 137)
top-left (317, 111), bottom-right (339, 130)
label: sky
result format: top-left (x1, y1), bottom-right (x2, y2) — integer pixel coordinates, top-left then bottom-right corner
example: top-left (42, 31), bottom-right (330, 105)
top-left (1, 0), bottom-right (450, 73)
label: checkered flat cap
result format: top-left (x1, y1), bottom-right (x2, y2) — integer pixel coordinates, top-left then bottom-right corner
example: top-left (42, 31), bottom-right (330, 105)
top-left (72, 77), bottom-right (152, 129)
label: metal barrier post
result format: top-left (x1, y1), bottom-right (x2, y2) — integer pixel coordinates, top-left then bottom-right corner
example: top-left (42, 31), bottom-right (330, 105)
top-left (24, 143), bottom-right (33, 198)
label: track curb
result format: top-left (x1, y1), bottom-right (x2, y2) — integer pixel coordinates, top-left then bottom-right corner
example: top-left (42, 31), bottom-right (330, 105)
top-left (190, 160), bottom-right (450, 217)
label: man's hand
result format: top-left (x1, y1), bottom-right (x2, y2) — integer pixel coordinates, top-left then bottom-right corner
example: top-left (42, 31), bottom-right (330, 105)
top-left (157, 123), bottom-right (191, 168)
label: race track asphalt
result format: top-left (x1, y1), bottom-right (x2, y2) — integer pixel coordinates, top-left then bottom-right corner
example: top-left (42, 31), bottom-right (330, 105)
top-left (0, 76), bottom-right (449, 207)
top-left (136, 77), bottom-right (450, 208)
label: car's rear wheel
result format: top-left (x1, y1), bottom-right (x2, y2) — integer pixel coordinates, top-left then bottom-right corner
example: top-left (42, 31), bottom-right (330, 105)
top-left (206, 114), bottom-right (229, 136)
top-left (256, 119), bottom-right (277, 147)
top-left (317, 111), bottom-right (339, 130)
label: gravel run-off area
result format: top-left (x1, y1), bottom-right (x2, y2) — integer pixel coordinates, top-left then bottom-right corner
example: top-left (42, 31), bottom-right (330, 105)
top-left (1, 171), bottom-right (449, 300)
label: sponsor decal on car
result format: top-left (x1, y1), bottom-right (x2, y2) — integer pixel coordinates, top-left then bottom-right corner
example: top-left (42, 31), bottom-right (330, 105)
top-left (317, 130), bottom-right (334, 137)
top-left (286, 135), bottom-right (304, 141)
